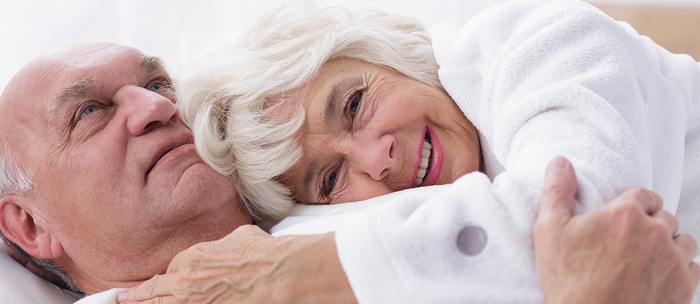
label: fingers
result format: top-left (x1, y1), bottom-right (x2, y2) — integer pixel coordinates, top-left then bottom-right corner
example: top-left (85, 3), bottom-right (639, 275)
top-left (214, 224), bottom-right (271, 247)
top-left (202, 224), bottom-right (272, 252)
top-left (118, 274), bottom-right (176, 302)
top-left (674, 234), bottom-right (698, 262)
top-left (615, 188), bottom-right (663, 216)
top-left (118, 296), bottom-right (167, 304)
top-left (537, 156), bottom-right (578, 225)
top-left (691, 262), bottom-right (700, 286)
top-left (229, 224), bottom-right (270, 239)
top-left (180, 224), bottom-right (272, 258)
top-left (652, 210), bottom-right (679, 237)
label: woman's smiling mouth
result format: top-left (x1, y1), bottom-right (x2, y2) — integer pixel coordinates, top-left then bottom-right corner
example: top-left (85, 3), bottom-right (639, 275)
top-left (413, 126), bottom-right (443, 187)
top-left (415, 131), bottom-right (433, 185)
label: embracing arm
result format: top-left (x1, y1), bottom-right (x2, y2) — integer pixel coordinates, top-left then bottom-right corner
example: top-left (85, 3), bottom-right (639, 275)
top-left (118, 227), bottom-right (356, 304)
top-left (535, 157), bottom-right (700, 304)
top-left (118, 158), bottom-right (699, 304)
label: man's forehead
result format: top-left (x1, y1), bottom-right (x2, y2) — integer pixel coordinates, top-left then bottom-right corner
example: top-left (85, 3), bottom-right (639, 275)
top-left (46, 43), bottom-right (142, 70)
top-left (3, 44), bottom-right (144, 95)
top-left (46, 46), bottom-right (158, 91)
top-left (0, 44), bottom-right (162, 144)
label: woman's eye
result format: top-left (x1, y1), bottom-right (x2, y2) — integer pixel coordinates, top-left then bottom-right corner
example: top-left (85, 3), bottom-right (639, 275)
top-left (323, 168), bottom-right (339, 197)
top-left (346, 90), bottom-right (363, 120)
top-left (79, 104), bottom-right (99, 120)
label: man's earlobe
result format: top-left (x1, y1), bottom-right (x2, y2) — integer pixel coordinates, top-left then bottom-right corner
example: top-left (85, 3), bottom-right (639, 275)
top-left (0, 195), bottom-right (63, 259)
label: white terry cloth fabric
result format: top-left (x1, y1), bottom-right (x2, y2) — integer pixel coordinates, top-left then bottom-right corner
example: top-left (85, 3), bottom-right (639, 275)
top-left (691, 255), bottom-right (700, 304)
top-left (330, 0), bottom-right (700, 303)
top-left (74, 289), bottom-right (126, 304)
top-left (73, 1), bottom-right (700, 303)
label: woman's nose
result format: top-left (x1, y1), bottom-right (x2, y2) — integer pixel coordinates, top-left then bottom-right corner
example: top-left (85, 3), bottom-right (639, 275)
top-left (349, 133), bottom-right (397, 181)
top-left (113, 85), bottom-right (177, 136)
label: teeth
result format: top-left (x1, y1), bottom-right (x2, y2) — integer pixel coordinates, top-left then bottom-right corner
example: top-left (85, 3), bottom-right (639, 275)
top-left (416, 141), bottom-right (432, 185)
top-left (416, 168), bottom-right (426, 185)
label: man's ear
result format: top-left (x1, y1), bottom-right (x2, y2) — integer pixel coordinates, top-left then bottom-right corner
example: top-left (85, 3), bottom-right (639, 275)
top-left (0, 195), bottom-right (63, 259)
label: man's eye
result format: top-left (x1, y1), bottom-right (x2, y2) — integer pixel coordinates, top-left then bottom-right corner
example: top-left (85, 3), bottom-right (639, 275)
top-left (146, 79), bottom-right (171, 92)
top-left (78, 104), bottom-right (99, 120)
top-left (346, 90), bottom-right (363, 120)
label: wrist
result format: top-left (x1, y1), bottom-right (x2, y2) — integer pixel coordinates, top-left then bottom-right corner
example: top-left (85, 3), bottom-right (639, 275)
top-left (277, 233), bottom-right (356, 303)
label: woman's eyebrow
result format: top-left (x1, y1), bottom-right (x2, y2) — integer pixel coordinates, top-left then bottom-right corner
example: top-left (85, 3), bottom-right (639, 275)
top-left (304, 159), bottom-right (320, 198)
top-left (324, 76), bottom-right (362, 127)
top-left (324, 82), bottom-right (342, 127)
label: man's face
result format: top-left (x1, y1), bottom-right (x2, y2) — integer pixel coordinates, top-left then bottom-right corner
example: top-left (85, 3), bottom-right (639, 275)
top-left (0, 43), bottom-right (251, 292)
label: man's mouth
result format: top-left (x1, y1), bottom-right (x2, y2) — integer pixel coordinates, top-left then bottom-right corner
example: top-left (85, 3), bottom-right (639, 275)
top-left (145, 134), bottom-right (195, 179)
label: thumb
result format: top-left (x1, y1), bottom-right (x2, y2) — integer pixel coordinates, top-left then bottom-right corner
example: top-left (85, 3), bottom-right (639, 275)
top-left (537, 156), bottom-right (578, 225)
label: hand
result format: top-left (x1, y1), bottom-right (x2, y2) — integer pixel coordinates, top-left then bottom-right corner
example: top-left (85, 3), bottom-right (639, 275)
top-left (534, 157), bottom-right (700, 304)
top-left (118, 225), bottom-right (356, 304)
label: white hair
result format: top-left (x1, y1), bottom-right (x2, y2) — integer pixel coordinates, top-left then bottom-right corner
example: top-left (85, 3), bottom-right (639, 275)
top-left (0, 150), bottom-right (33, 196)
top-left (178, 1), bottom-right (440, 224)
top-left (0, 148), bottom-right (82, 293)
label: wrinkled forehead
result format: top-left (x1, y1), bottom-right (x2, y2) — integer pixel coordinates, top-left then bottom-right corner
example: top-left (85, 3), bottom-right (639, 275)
top-left (41, 44), bottom-right (147, 102)
top-left (4, 45), bottom-right (145, 106)
top-left (0, 44), bottom-right (151, 154)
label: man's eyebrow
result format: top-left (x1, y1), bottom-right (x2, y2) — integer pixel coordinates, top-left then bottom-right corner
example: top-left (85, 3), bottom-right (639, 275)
top-left (56, 78), bottom-right (96, 102)
top-left (50, 78), bottom-right (97, 120)
top-left (139, 55), bottom-right (165, 73)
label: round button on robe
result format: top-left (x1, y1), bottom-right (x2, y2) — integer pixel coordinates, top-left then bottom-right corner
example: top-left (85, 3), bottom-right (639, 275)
top-left (456, 225), bottom-right (487, 256)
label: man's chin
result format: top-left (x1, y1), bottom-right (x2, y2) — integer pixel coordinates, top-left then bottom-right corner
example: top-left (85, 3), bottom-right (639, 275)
top-left (168, 162), bottom-right (238, 211)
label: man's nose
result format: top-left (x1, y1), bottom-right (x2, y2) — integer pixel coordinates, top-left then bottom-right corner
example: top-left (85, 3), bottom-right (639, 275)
top-left (113, 85), bottom-right (177, 136)
top-left (348, 132), bottom-right (397, 181)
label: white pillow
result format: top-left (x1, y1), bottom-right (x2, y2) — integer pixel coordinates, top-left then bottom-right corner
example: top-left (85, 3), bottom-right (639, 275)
top-left (0, 244), bottom-right (78, 304)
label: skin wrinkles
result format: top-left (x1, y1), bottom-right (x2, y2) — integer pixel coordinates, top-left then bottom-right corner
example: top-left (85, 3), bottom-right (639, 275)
top-left (283, 58), bottom-right (481, 205)
top-left (50, 71), bottom-right (173, 159)
top-left (0, 43), bottom-right (250, 293)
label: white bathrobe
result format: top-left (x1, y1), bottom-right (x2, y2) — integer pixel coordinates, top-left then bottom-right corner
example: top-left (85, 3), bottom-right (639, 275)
top-left (280, 0), bottom-right (700, 303)
top-left (78, 0), bottom-right (700, 303)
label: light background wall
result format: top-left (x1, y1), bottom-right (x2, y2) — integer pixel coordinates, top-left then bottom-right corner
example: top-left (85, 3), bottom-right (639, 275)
top-left (1, 0), bottom-right (698, 89)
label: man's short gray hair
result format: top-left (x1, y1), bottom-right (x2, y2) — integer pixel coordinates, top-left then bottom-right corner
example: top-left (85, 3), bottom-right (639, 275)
top-left (0, 148), bottom-right (82, 294)
top-left (178, 1), bottom-right (441, 225)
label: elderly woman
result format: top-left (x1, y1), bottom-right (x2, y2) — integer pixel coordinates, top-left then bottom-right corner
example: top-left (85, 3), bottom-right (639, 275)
top-left (174, 0), bottom-right (700, 302)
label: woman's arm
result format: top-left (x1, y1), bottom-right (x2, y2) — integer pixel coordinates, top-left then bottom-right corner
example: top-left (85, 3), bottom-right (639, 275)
top-left (118, 160), bottom-right (699, 304)
top-left (535, 157), bottom-right (700, 304)
top-left (118, 228), bottom-right (356, 304)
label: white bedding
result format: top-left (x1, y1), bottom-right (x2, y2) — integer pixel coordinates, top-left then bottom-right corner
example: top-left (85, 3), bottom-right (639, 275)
top-left (0, 243), bottom-right (78, 303)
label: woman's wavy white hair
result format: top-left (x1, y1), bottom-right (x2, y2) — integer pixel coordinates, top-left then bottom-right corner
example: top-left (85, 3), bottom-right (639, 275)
top-left (178, 0), bottom-right (440, 224)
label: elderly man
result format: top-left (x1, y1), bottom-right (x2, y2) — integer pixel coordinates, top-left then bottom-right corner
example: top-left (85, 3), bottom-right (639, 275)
top-left (0, 43), bottom-right (696, 303)
top-left (0, 43), bottom-right (254, 293)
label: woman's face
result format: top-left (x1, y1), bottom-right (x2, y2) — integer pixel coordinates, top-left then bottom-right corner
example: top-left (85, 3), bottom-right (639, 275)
top-left (283, 58), bottom-right (481, 204)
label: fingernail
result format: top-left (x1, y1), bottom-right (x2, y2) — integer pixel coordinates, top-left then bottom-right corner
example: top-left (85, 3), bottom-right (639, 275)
top-left (546, 156), bottom-right (568, 175)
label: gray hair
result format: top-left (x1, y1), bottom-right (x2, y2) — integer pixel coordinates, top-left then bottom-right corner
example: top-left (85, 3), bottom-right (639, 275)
top-left (178, 1), bottom-right (440, 224)
top-left (0, 149), bottom-right (83, 294)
